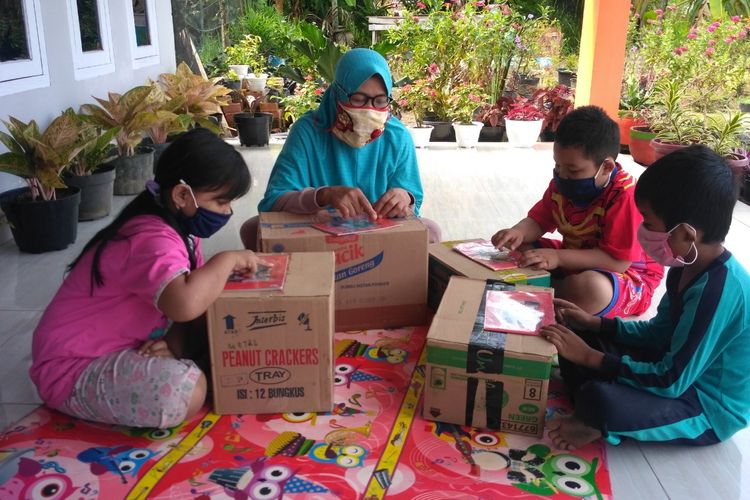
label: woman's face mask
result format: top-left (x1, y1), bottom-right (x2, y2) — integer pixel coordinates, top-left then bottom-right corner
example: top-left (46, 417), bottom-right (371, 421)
top-left (331, 102), bottom-right (389, 148)
top-left (637, 223), bottom-right (698, 267)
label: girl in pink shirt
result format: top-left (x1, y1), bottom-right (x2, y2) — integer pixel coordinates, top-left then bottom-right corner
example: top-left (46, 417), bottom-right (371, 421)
top-left (30, 128), bottom-right (259, 429)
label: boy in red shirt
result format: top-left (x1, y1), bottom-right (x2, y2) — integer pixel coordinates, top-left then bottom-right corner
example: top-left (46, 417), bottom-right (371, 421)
top-left (492, 106), bottom-right (663, 317)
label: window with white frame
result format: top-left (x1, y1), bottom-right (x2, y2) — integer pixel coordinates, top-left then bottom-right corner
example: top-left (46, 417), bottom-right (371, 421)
top-left (66, 0), bottom-right (115, 80)
top-left (0, 0), bottom-right (49, 96)
top-left (125, 0), bottom-right (159, 69)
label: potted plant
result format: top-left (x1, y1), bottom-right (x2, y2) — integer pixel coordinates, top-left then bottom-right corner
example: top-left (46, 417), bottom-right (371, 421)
top-left (0, 115), bottom-right (87, 252)
top-left (157, 63), bottom-right (232, 132)
top-left (618, 74), bottom-right (651, 150)
top-left (504, 97), bottom-right (544, 148)
top-left (222, 69), bottom-right (242, 91)
top-left (80, 85), bottom-right (155, 195)
top-left (532, 84), bottom-right (575, 141)
top-left (446, 82), bottom-right (486, 148)
top-left (280, 75), bottom-right (325, 124)
top-left (649, 81), bottom-right (701, 161)
top-left (702, 112), bottom-right (750, 182)
top-left (557, 53), bottom-right (577, 87)
top-left (138, 83), bottom-right (191, 167)
top-left (226, 35), bottom-right (268, 92)
top-left (476, 96), bottom-right (513, 142)
top-left (396, 78), bottom-right (436, 148)
top-left (62, 109), bottom-right (119, 221)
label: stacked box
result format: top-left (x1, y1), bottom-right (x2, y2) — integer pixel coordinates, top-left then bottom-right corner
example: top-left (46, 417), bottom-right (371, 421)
top-left (259, 212), bottom-right (428, 331)
top-left (208, 252), bottom-right (335, 414)
top-left (428, 240), bottom-right (551, 310)
top-left (422, 276), bottom-right (556, 437)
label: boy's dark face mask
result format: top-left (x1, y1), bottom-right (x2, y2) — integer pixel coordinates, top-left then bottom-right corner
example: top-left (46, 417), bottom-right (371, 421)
top-left (552, 164), bottom-right (615, 207)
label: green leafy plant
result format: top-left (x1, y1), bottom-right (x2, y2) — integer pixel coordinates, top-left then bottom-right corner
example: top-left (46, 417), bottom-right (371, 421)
top-left (649, 80), bottom-right (704, 145)
top-left (703, 111), bottom-right (749, 156)
top-left (63, 109), bottom-right (119, 177)
top-left (276, 22), bottom-right (345, 84)
top-left (157, 62), bottom-right (232, 132)
top-left (395, 78), bottom-right (437, 127)
top-left (0, 114), bottom-right (91, 200)
top-left (280, 76), bottom-right (327, 123)
top-left (445, 83), bottom-right (486, 124)
top-left (224, 69), bottom-right (240, 82)
top-left (138, 83), bottom-right (192, 145)
top-left (80, 85), bottom-right (154, 157)
top-left (225, 34), bottom-right (267, 75)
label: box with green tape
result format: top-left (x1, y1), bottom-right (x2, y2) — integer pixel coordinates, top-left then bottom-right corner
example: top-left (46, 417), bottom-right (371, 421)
top-left (428, 240), bottom-right (551, 311)
top-left (422, 276), bottom-right (556, 437)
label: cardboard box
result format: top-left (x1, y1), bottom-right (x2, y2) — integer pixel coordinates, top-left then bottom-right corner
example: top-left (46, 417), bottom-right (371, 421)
top-left (422, 276), bottom-right (556, 437)
top-left (208, 252), bottom-right (335, 414)
top-left (259, 212), bottom-right (428, 331)
top-left (428, 240), bottom-right (551, 311)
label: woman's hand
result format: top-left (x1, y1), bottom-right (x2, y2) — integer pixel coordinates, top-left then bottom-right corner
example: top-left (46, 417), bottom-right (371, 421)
top-left (318, 186), bottom-right (377, 219)
top-left (138, 340), bottom-right (174, 358)
top-left (540, 324), bottom-right (603, 369)
top-left (374, 188), bottom-right (412, 218)
top-left (554, 298), bottom-right (601, 332)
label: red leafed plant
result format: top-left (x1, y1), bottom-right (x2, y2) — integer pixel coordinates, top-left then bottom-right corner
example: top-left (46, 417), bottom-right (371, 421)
top-left (505, 97), bottom-right (544, 121)
top-left (532, 84), bottom-right (575, 133)
top-left (476, 96), bottom-right (514, 127)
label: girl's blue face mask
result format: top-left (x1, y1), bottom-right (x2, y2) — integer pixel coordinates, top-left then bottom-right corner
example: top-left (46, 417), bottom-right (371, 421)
top-left (176, 181), bottom-right (232, 238)
top-left (552, 164), bottom-right (613, 207)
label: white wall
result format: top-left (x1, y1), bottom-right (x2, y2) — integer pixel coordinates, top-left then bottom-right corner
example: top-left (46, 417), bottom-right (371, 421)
top-left (0, 0), bottom-right (177, 197)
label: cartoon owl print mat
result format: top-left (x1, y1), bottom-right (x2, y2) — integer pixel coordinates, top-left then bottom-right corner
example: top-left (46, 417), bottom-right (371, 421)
top-left (0, 326), bottom-right (612, 499)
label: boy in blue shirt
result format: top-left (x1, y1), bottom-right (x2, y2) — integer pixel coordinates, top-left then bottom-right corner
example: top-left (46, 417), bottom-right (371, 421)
top-left (541, 145), bottom-right (750, 448)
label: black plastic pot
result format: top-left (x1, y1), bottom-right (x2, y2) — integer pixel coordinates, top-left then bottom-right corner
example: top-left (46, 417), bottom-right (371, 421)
top-left (557, 69), bottom-right (576, 87)
top-left (740, 102), bottom-right (750, 113)
top-left (478, 125), bottom-right (505, 142)
top-left (423, 120), bottom-right (456, 142)
top-left (235, 112), bottom-right (271, 147)
top-left (63, 163), bottom-right (116, 221)
top-left (0, 187), bottom-right (81, 253)
top-left (113, 147), bottom-right (154, 195)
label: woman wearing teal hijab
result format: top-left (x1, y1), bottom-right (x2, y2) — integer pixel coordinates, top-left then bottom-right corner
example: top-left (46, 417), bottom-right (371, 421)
top-left (240, 48), bottom-right (441, 249)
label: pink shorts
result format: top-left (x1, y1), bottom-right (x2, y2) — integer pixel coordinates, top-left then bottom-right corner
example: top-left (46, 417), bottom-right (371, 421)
top-left (536, 238), bottom-right (655, 318)
top-left (61, 349), bottom-right (203, 429)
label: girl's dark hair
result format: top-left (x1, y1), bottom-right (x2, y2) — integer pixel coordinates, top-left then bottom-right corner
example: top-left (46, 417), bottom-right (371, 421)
top-left (68, 128), bottom-right (250, 290)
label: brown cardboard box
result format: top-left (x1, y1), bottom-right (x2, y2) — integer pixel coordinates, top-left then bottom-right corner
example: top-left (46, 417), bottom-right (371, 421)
top-left (259, 212), bottom-right (428, 331)
top-left (208, 252), bottom-right (335, 414)
top-left (422, 276), bottom-right (556, 437)
top-left (428, 240), bottom-right (551, 310)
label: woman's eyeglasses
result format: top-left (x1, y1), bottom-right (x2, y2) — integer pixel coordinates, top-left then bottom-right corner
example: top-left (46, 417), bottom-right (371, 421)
top-left (337, 83), bottom-right (392, 109)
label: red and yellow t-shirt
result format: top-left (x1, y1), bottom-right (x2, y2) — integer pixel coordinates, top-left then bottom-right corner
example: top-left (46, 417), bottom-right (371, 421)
top-left (527, 165), bottom-right (664, 294)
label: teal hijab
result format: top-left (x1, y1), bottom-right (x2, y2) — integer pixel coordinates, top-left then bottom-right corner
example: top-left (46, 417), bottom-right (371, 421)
top-left (258, 48), bottom-right (423, 214)
top-left (315, 48), bottom-right (394, 129)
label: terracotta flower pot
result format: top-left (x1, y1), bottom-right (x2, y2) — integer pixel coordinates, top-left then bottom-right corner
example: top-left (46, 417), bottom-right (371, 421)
top-left (618, 115), bottom-right (646, 147)
top-left (726, 153), bottom-right (750, 185)
top-left (651, 139), bottom-right (690, 162)
top-left (629, 126), bottom-right (656, 166)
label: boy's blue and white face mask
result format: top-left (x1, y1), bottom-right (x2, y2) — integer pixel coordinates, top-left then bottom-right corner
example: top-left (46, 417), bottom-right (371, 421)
top-left (552, 165), bottom-right (612, 207)
top-left (176, 181), bottom-right (232, 238)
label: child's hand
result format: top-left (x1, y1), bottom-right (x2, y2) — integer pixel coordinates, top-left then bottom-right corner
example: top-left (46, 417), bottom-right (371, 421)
top-left (491, 228), bottom-right (524, 251)
top-left (518, 248), bottom-right (559, 270)
top-left (554, 298), bottom-right (601, 332)
top-left (138, 340), bottom-right (174, 358)
top-left (232, 250), bottom-right (260, 276)
top-left (540, 324), bottom-right (601, 369)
